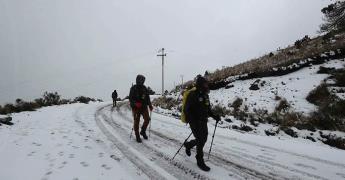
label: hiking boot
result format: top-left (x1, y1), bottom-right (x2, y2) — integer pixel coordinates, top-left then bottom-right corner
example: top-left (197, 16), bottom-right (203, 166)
top-left (136, 136), bottom-right (142, 143)
top-left (184, 142), bottom-right (191, 156)
top-left (196, 156), bottom-right (210, 172)
top-left (140, 131), bottom-right (148, 140)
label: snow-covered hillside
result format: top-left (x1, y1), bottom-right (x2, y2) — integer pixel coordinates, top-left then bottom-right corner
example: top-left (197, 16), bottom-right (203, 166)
top-left (1, 102), bottom-right (345, 180)
top-left (153, 58), bottom-right (345, 151)
top-left (209, 59), bottom-right (345, 113)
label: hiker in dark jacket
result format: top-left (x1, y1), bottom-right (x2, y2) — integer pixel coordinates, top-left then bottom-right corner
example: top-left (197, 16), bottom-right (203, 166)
top-left (184, 75), bottom-right (221, 172)
top-left (112, 90), bottom-right (118, 107)
top-left (129, 75), bottom-right (153, 143)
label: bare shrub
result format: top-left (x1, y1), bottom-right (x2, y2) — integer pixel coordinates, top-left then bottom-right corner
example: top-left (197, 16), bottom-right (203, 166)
top-left (306, 84), bottom-right (334, 106)
top-left (211, 104), bottom-right (230, 117)
top-left (275, 99), bottom-right (290, 113)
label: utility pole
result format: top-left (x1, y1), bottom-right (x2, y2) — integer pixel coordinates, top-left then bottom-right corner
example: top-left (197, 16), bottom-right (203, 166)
top-left (157, 48), bottom-right (167, 95)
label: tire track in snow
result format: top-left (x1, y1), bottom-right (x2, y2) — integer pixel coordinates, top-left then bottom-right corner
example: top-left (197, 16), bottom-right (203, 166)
top-left (115, 103), bottom-right (335, 180)
top-left (100, 105), bottom-right (213, 180)
top-left (214, 132), bottom-right (345, 169)
top-left (112, 103), bottom-right (274, 180)
top-left (152, 110), bottom-right (345, 170)
top-left (95, 105), bottom-right (174, 180)
top-left (154, 111), bottom-right (345, 170)
top-left (96, 104), bottom-right (214, 180)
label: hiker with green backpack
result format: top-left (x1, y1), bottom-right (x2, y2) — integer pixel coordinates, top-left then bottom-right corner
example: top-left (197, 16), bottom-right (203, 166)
top-left (181, 75), bottom-right (221, 171)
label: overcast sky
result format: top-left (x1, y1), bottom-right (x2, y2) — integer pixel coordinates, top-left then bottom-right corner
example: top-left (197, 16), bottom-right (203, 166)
top-left (0, 0), bottom-right (331, 104)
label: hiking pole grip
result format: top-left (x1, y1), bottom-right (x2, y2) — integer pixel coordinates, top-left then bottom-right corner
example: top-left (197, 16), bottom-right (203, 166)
top-left (172, 132), bottom-right (193, 161)
top-left (208, 121), bottom-right (219, 160)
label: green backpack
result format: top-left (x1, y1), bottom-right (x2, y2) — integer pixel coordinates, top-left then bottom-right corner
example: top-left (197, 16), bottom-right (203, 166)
top-left (181, 87), bottom-right (196, 123)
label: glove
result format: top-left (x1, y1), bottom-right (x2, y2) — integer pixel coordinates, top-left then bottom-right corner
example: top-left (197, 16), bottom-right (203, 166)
top-left (135, 102), bottom-right (142, 109)
top-left (214, 115), bottom-right (221, 122)
top-left (149, 105), bottom-right (153, 111)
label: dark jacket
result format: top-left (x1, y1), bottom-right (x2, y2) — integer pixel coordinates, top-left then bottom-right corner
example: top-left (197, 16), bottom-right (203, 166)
top-left (129, 85), bottom-right (152, 109)
top-left (112, 91), bottom-right (118, 99)
top-left (185, 89), bottom-right (215, 124)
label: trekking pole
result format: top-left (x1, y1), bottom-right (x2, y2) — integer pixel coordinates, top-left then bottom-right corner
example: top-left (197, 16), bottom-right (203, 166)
top-left (130, 128), bottom-right (134, 139)
top-left (171, 132), bottom-right (193, 161)
top-left (130, 111), bottom-right (136, 139)
top-left (149, 110), bottom-right (152, 138)
top-left (208, 120), bottom-right (219, 160)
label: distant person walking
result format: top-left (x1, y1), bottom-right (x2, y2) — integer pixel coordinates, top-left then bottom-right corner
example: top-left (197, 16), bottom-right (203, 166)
top-left (183, 75), bottom-right (221, 171)
top-left (129, 75), bottom-right (153, 143)
top-left (112, 90), bottom-right (118, 107)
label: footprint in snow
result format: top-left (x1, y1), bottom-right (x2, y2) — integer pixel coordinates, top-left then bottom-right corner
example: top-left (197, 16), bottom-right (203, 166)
top-left (80, 162), bottom-right (89, 167)
top-left (32, 142), bottom-right (42, 146)
top-left (27, 151), bottom-right (36, 157)
top-left (101, 164), bottom-right (112, 170)
top-left (84, 146), bottom-right (92, 149)
top-left (58, 161), bottom-right (68, 169)
top-left (72, 146), bottom-right (80, 149)
top-left (95, 139), bottom-right (103, 143)
top-left (98, 152), bottom-right (104, 158)
top-left (68, 154), bottom-right (75, 159)
top-left (110, 155), bottom-right (121, 162)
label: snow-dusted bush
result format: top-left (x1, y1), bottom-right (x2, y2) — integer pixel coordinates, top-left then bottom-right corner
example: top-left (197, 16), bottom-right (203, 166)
top-left (275, 95), bottom-right (282, 101)
top-left (230, 97), bottom-right (243, 112)
top-left (283, 128), bottom-right (298, 138)
top-left (211, 104), bottom-right (230, 117)
top-left (0, 92), bottom-right (101, 115)
top-left (34, 98), bottom-right (45, 107)
top-left (239, 124), bottom-right (253, 132)
top-left (73, 96), bottom-right (96, 104)
top-left (43, 92), bottom-right (61, 106)
top-left (152, 96), bottom-right (180, 110)
top-left (309, 100), bottom-right (345, 131)
top-left (0, 104), bottom-right (16, 114)
top-left (320, 132), bottom-right (345, 150)
top-left (317, 66), bottom-right (335, 74)
top-left (265, 128), bottom-right (280, 136)
top-left (306, 84), bottom-right (334, 106)
top-left (334, 70), bottom-right (345, 86)
top-left (275, 99), bottom-right (291, 113)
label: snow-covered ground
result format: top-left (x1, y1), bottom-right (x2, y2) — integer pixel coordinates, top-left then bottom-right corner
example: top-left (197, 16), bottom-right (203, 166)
top-left (1, 102), bottom-right (345, 180)
top-left (210, 59), bottom-right (345, 113)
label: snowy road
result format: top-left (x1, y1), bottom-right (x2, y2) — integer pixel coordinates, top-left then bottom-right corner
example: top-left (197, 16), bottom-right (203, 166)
top-left (1, 102), bottom-right (345, 180)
